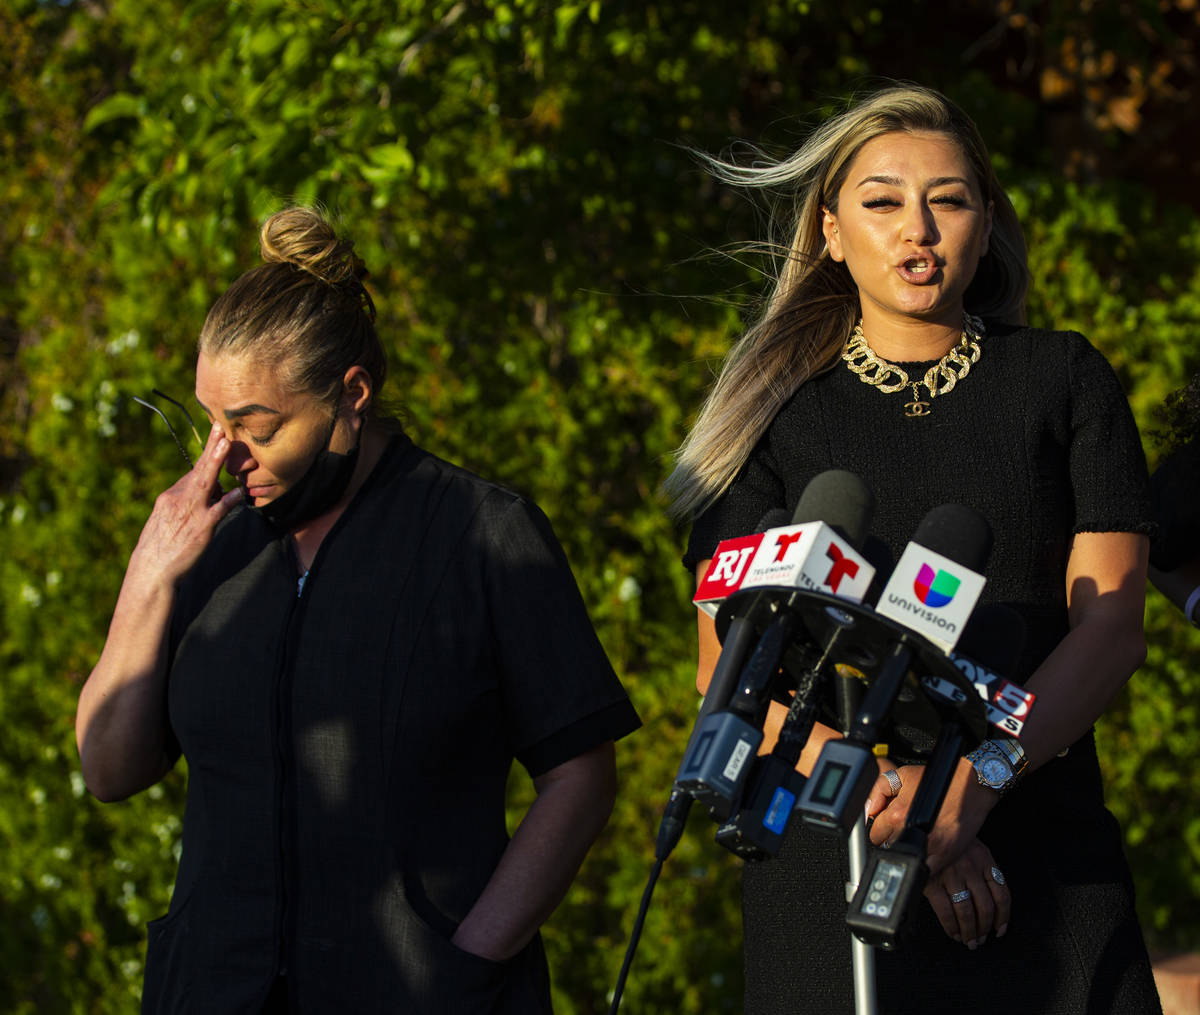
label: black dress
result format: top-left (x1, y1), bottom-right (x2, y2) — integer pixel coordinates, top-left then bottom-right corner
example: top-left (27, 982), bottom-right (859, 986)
top-left (684, 324), bottom-right (1162, 1015)
top-left (143, 433), bottom-right (641, 1014)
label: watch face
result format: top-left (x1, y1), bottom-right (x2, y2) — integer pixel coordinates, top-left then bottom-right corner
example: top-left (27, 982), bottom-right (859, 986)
top-left (979, 757), bottom-right (1011, 786)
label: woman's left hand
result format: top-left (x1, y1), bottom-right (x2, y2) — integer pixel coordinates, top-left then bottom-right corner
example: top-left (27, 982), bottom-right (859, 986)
top-left (923, 837), bottom-right (1011, 948)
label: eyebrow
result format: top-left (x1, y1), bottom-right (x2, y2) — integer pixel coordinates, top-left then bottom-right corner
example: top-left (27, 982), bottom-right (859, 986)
top-left (856, 174), bottom-right (972, 189)
top-left (195, 398), bottom-right (281, 421)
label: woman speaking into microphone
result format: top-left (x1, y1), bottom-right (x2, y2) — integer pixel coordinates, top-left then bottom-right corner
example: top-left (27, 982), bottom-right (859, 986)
top-left (667, 84), bottom-right (1161, 1014)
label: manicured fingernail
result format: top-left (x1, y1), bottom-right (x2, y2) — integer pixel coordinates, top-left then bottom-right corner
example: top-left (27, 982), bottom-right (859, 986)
top-left (967, 939), bottom-right (978, 951)
top-left (979, 934), bottom-right (988, 946)
top-left (997, 923), bottom-right (1008, 938)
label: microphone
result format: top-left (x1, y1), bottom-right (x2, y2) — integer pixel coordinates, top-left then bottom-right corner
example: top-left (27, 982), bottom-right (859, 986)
top-left (873, 503), bottom-right (992, 654)
top-left (920, 603), bottom-right (1037, 736)
top-left (714, 538), bottom-right (897, 861)
top-left (674, 472), bottom-right (876, 822)
top-left (797, 504), bottom-right (993, 836)
top-left (846, 605), bottom-right (1027, 948)
top-left (655, 507), bottom-right (791, 862)
top-left (693, 509), bottom-right (790, 618)
top-left (689, 507), bottom-right (792, 725)
top-left (694, 469), bottom-right (876, 618)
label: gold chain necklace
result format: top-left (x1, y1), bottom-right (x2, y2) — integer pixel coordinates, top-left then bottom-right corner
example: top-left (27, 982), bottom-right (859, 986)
top-left (841, 314), bottom-right (985, 418)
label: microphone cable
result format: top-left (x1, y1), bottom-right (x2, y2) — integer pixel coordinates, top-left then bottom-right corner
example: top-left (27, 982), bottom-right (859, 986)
top-left (606, 855), bottom-right (663, 1015)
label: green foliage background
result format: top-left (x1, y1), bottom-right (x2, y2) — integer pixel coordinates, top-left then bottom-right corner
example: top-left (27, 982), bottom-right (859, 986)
top-left (2, 1), bottom-right (1199, 1011)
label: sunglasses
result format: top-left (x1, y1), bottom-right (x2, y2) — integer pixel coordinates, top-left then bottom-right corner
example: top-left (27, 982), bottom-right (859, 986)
top-left (133, 389), bottom-right (203, 468)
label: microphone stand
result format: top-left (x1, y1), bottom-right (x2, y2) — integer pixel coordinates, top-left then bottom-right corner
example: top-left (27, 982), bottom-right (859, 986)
top-left (837, 672), bottom-right (879, 1015)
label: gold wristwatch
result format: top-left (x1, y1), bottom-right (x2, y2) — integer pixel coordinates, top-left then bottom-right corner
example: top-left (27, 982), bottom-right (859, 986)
top-left (965, 738), bottom-right (1028, 796)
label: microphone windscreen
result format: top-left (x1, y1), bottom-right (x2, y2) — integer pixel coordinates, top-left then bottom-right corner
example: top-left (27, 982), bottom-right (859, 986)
top-left (754, 508), bottom-right (791, 532)
top-left (790, 470), bottom-right (874, 549)
top-left (861, 535), bottom-right (895, 606)
top-left (911, 503), bottom-right (993, 572)
top-left (956, 603), bottom-right (1025, 674)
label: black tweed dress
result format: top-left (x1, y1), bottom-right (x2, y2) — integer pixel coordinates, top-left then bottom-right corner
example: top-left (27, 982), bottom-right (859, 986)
top-left (684, 323), bottom-right (1162, 1015)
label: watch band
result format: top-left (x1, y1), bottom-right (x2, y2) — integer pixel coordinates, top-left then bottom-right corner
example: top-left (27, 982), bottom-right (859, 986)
top-left (993, 736), bottom-right (1028, 777)
top-left (966, 738), bottom-right (1027, 795)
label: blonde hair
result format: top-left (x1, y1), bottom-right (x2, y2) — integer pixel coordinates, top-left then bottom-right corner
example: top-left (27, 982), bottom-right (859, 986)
top-left (199, 206), bottom-right (385, 407)
top-left (665, 85), bottom-right (1029, 519)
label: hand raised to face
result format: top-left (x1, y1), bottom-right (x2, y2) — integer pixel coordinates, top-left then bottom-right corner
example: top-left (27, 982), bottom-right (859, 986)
top-left (127, 422), bottom-right (244, 590)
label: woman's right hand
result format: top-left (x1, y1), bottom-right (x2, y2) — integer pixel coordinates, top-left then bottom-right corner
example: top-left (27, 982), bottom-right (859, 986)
top-left (77, 425), bottom-right (243, 801)
top-left (923, 837), bottom-right (1011, 949)
top-left (129, 423), bottom-right (243, 587)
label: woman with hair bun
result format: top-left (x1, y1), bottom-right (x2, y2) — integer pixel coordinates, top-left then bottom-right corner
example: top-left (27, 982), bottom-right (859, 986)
top-left (76, 206), bottom-right (639, 1013)
top-left (669, 85), bottom-right (1161, 1012)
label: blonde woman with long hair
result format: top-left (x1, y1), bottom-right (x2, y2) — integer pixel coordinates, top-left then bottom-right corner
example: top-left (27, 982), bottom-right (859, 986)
top-left (670, 85), bottom-right (1161, 1014)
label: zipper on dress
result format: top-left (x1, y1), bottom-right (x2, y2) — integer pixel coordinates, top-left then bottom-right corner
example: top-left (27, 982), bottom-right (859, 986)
top-left (271, 546), bottom-right (311, 979)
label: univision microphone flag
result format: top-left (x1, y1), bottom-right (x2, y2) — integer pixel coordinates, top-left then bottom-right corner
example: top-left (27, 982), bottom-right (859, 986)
top-left (874, 543), bottom-right (985, 653)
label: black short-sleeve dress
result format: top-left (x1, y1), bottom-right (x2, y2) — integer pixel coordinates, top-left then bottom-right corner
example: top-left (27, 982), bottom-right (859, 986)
top-left (142, 433), bottom-right (641, 1014)
top-left (685, 324), bottom-right (1161, 1015)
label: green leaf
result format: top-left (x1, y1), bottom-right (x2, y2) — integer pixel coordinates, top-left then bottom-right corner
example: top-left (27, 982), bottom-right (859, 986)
top-left (366, 141), bottom-right (415, 174)
top-left (83, 93), bottom-right (145, 132)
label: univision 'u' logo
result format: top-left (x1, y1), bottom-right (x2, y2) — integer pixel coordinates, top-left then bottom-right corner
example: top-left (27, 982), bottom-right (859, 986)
top-left (914, 563), bottom-right (960, 608)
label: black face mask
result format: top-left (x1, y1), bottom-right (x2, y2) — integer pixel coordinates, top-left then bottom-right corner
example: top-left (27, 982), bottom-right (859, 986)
top-left (250, 415), bottom-right (360, 533)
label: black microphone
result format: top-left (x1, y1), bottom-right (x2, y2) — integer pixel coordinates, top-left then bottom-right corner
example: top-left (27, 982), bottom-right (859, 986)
top-left (714, 538), bottom-right (896, 861)
top-left (793, 468), bottom-right (875, 546)
top-left (723, 471), bottom-right (875, 728)
top-left (692, 508), bottom-right (792, 721)
top-left (940, 604), bottom-right (1035, 737)
top-left (654, 507), bottom-right (791, 862)
top-left (677, 472), bottom-right (876, 824)
top-left (846, 605), bottom-right (1026, 948)
top-left (797, 504), bottom-right (993, 837)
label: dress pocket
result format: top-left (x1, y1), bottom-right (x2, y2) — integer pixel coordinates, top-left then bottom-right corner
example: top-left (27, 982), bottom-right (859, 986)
top-left (141, 892), bottom-right (195, 1014)
top-left (401, 899), bottom-right (512, 1012)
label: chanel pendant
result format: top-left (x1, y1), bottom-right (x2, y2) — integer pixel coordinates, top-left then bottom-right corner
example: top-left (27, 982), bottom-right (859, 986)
top-left (905, 383), bottom-right (931, 417)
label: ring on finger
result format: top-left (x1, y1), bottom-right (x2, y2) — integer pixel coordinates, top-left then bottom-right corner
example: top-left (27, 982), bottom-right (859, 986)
top-left (883, 769), bottom-right (902, 797)
top-left (950, 889), bottom-right (972, 904)
top-left (990, 865), bottom-right (1006, 886)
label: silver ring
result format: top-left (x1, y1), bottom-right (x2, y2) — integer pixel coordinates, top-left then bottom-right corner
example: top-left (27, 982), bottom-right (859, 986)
top-left (950, 889), bottom-right (972, 904)
top-left (990, 865), bottom-right (1006, 886)
top-left (883, 769), bottom-right (902, 796)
